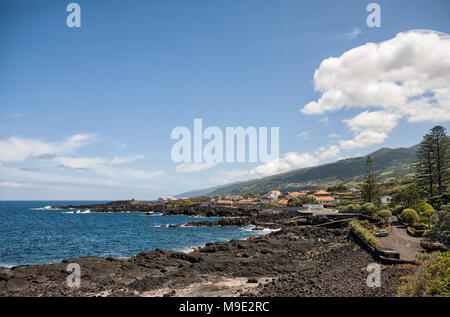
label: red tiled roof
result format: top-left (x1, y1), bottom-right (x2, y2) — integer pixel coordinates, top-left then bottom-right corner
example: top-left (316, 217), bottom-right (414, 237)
top-left (314, 196), bottom-right (335, 201)
top-left (217, 200), bottom-right (233, 204)
top-left (278, 199), bottom-right (288, 205)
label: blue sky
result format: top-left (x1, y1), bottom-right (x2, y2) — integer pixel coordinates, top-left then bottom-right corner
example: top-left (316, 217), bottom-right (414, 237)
top-left (1, 0), bottom-right (450, 200)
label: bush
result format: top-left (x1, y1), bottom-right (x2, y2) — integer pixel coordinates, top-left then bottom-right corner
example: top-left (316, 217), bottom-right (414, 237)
top-left (401, 209), bottom-right (419, 225)
top-left (362, 202), bottom-right (377, 216)
top-left (416, 202), bottom-right (435, 214)
top-left (398, 251), bottom-right (450, 297)
top-left (349, 220), bottom-right (380, 248)
top-left (378, 210), bottom-right (392, 219)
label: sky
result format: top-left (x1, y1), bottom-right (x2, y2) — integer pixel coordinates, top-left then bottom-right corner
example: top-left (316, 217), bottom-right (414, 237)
top-left (1, 0), bottom-right (450, 200)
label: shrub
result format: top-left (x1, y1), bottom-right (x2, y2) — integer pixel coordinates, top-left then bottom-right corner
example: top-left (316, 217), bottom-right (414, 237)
top-left (349, 220), bottom-right (380, 248)
top-left (378, 210), bottom-right (392, 219)
top-left (398, 251), bottom-right (450, 297)
top-left (401, 209), bottom-right (419, 225)
top-left (362, 202), bottom-right (377, 216)
top-left (416, 202), bottom-right (435, 214)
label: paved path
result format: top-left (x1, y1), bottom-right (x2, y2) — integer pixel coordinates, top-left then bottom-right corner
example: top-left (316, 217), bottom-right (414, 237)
top-left (379, 225), bottom-right (424, 261)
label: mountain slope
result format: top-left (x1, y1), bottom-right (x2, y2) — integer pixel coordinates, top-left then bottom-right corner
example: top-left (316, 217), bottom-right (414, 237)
top-left (178, 145), bottom-right (418, 197)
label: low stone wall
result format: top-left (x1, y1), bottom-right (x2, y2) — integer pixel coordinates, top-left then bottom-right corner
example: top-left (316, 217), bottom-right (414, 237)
top-left (349, 227), bottom-right (416, 265)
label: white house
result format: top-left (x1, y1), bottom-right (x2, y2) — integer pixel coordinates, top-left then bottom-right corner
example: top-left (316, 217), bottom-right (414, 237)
top-left (381, 195), bottom-right (392, 204)
top-left (266, 190), bottom-right (281, 199)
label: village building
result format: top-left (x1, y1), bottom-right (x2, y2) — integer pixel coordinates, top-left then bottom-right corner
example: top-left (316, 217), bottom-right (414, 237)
top-left (238, 199), bottom-right (257, 205)
top-left (314, 196), bottom-right (338, 205)
top-left (287, 192), bottom-right (305, 198)
top-left (216, 200), bottom-right (233, 205)
top-left (267, 190), bottom-right (281, 199)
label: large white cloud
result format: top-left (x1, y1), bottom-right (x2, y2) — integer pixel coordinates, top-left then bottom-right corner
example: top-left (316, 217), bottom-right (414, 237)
top-left (220, 152), bottom-right (319, 184)
top-left (302, 30), bottom-right (450, 152)
top-left (302, 30), bottom-right (450, 122)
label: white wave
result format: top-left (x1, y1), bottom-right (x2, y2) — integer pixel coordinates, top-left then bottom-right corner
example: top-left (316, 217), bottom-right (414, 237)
top-left (241, 225), bottom-right (280, 234)
top-left (173, 244), bottom-right (205, 254)
top-left (63, 209), bottom-right (91, 214)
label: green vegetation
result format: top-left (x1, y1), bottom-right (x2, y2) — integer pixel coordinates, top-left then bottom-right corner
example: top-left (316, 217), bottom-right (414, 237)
top-left (361, 155), bottom-right (379, 203)
top-left (416, 126), bottom-right (449, 197)
top-left (426, 205), bottom-right (450, 247)
top-left (349, 220), bottom-right (380, 248)
top-left (377, 210), bottom-right (392, 226)
top-left (400, 209), bottom-right (419, 225)
top-left (361, 202), bottom-right (377, 216)
top-left (204, 145), bottom-right (418, 196)
top-left (392, 185), bottom-right (423, 209)
top-left (378, 210), bottom-right (392, 218)
top-left (398, 251), bottom-right (450, 297)
top-left (288, 196), bottom-right (313, 207)
top-left (340, 203), bottom-right (361, 212)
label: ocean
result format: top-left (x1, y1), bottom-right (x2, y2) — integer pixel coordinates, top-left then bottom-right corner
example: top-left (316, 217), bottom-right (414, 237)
top-left (0, 201), bottom-right (269, 267)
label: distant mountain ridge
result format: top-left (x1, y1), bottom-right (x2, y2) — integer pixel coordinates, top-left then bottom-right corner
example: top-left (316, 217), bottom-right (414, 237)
top-left (176, 144), bottom-right (418, 197)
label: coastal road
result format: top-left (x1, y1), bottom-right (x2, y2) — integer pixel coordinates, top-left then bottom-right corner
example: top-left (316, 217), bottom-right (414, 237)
top-left (378, 225), bottom-right (424, 261)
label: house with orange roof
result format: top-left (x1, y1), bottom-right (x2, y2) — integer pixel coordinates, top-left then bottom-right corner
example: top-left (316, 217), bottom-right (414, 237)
top-left (231, 195), bottom-right (243, 201)
top-left (238, 199), bottom-right (257, 205)
top-left (216, 200), bottom-right (233, 205)
top-left (287, 192), bottom-right (305, 197)
top-left (314, 196), bottom-right (338, 205)
top-left (314, 190), bottom-right (331, 196)
top-left (277, 199), bottom-right (288, 205)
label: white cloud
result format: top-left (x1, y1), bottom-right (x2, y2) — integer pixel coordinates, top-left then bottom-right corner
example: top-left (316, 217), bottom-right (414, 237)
top-left (316, 145), bottom-right (341, 160)
top-left (0, 134), bottom-right (96, 163)
top-left (221, 152), bottom-right (319, 184)
top-left (318, 117), bottom-right (329, 123)
top-left (344, 28), bottom-right (362, 40)
top-left (301, 30), bottom-right (450, 152)
top-left (297, 130), bottom-right (311, 139)
top-left (176, 162), bottom-right (217, 173)
top-left (301, 30), bottom-right (450, 123)
top-left (0, 134), bottom-right (163, 186)
top-left (54, 156), bottom-right (107, 170)
top-left (110, 154), bottom-right (145, 165)
top-left (328, 133), bottom-right (341, 138)
top-left (0, 181), bottom-right (31, 188)
top-left (338, 111), bottom-right (401, 150)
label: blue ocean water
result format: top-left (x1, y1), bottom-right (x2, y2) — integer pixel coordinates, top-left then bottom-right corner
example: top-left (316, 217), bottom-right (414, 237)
top-left (0, 201), bottom-right (267, 267)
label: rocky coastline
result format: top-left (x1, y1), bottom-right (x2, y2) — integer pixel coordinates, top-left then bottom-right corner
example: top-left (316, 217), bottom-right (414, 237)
top-left (0, 200), bottom-right (415, 297)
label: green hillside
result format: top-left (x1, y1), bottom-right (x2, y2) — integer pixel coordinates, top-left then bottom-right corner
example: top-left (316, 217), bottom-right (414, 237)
top-left (178, 145), bottom-right (418, 197)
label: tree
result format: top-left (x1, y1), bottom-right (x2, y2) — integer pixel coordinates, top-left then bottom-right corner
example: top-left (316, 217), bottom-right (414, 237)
top-left (392, 185), bottom-right (422, 209)
top-left (416, 133), bottom-right (435, 196)
top-left (429, 126), bottom-right (450, 195)
top-left (426, 205), bottom-right (450, 247)
top-left (361, 155), bottom-right (378, 203)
